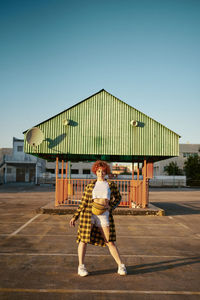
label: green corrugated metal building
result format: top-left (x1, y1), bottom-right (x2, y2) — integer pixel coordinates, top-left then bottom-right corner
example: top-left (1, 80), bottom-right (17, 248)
top-left (23, 89), bottom-right (180, 162)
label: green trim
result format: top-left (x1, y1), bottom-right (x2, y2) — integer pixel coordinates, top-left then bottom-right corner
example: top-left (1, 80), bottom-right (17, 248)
top-left (27, 152), bottom-right (172, 162)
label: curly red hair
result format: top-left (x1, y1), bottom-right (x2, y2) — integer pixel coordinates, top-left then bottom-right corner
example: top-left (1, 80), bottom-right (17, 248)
top-left (91, 160), bottom-right (111, 175)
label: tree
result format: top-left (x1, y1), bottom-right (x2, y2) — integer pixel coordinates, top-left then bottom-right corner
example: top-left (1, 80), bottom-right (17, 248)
top-left (164, 162), bottom-right (183, 176)
top-left (184, 155), bottom-right (200, 186)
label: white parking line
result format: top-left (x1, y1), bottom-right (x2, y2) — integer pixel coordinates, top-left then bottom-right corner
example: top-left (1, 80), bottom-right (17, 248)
top-left (0, 222), bottom-right (174, 225)
top-left (0, 234), bottom-right (198, 239)
top-left (177, 222), bottom-right (190, 230)
top-left (0, 253), bottom-right (188, 258)
top-left (7, 214), bottom-right (41, 238)
top-left (116, 224), bottom-right (172, 226)
top-left (168, 216), bottom-right (192, 231)
top-left (0, 288), bottom-right (199, 295)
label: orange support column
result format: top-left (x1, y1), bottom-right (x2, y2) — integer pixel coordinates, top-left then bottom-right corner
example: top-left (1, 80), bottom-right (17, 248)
top-left (60, 160), bottom-right (64, 203)
top-left (132, 162), bottom-right (134, 180)
top-left (137, 165), bottom-right (140, 181)
top-left (55, 157), bottom-right (59, 206)
top-left (130, 162), bottom-right (134, 207)
top-left (61, 160), bottom-right (64, 178)
top-left (147, 162), bottom-right (154, 179)
top-left (136, 164), bottom-right (140, 206)
top-left (142, 160), bottom-right (147, 208)
top-left (146, 162), bottom-right (153, 206)
top-left (64, 161), bottom-right (68, 203)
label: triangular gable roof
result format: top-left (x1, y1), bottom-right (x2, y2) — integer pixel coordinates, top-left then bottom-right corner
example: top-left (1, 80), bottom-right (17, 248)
top-left (23, 89), bottom-right (180, 137)
top-left (23, 89), bottom-right (180, 162)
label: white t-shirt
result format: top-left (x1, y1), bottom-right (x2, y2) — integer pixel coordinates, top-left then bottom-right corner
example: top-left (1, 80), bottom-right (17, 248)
top-left (92, 180), bottom-right (111, 200)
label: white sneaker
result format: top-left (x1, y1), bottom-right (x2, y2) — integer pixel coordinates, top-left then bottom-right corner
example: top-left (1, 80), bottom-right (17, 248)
top-left (78, 264), bottom-right (88, 277)
top-left (118, 263), bottom-right (127, 275)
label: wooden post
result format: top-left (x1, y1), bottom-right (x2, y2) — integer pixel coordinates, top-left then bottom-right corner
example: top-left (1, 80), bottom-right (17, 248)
top-left (142, 159), bottom-right (147, 208)
top-left (61, 160), bottom-right (64, 203)
top-left (137, 164), bottom-right (140, 181)
top-left (68, 160), bottom-right (72, 196)
top-left (147, 162), bottom-right (154, 179)
top-left (61, 160), bottom-right (64, 179)
top-left (55, 157), bottom-right (59, 206)
top-left (132, 162), bottom-right (134, 180)
top-left (130, 162), bottom-right (134, 207)
top-left (64, 161), bottom-right (68, 203)
top-left (66, 161), bottom-right (68, 179)
top-left (69, 160), bottom-right (71, 181)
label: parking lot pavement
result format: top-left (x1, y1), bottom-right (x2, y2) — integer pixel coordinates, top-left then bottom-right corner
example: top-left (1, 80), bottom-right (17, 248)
top-left (0, 185), bottom-right (200, 299)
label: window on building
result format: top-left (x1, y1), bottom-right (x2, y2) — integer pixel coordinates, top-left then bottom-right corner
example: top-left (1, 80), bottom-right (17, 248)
top-left (83, 169), bottom-right (91, 174)
top-left (183, 152), bottom-right (198, 158)
top-left (46, 168), bottom-right (55, 174)
top-left (183, 153), bottom-right (189, 158)
top-left (71, 169), bottom-right (79, 174)
top-left (59, 169), bottom-right (67, 174)
top-left (7, 168), bottom-right (12, 174)
top-left (17, 146), bottom-right (23, 152)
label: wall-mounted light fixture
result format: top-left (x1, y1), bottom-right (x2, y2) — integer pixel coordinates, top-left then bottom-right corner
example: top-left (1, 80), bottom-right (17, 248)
top-left (130, 120), bottom-right (139, 127)
top-left (63, 119), bottom-right (70, 126)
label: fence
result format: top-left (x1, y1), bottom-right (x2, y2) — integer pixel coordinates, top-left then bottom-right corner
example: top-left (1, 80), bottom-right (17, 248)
top-left (55, 158), bottom-right (152, 208)
top-left (149, 176), bottom-right (186, 187)
top-left (55, 178), bottom-right (149, 208)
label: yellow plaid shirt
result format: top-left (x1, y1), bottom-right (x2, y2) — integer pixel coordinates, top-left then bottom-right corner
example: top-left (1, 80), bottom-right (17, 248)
top-left (73, 179), bottom-right (121, 247)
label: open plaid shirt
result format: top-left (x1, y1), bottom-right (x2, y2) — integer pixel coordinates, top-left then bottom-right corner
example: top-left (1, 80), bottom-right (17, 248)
top-left (73, 179), bottom-right (121, 247)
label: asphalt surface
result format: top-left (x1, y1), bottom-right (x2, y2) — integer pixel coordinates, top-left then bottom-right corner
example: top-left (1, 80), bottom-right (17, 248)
top-left (0, 184), bottom-right (200, 300)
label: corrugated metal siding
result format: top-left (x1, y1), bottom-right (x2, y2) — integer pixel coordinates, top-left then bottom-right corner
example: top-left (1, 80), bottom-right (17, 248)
top-left (24, 90), bottom-right (179, 157)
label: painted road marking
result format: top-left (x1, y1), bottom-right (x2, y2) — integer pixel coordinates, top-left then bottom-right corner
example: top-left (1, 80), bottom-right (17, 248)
top-left (0, 234), bottom-right (75, 237)
top-left (116, 224), bottom-right (174, 226)
top-left (0, 234), bottom-right (198, 239)
top-left (7, 214), bottom-right (41, 238)
top-left (0, 288), bottom-right (199, 295)
top-left (167, 216), bottom-right (194, 232)
top-left (0, 222), bottom-right (174, 225)
top-left (0, 253), bottom-right (189, 258)
top-left (177, 222), bottom-right (190, 230)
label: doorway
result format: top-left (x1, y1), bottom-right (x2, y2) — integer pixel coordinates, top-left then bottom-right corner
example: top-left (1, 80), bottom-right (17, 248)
top-left (16, 168), bottom-right (25, 182)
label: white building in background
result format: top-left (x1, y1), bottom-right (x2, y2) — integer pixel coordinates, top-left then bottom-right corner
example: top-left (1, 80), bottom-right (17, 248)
top-left (45, 161), bottom-right (112, 179)
top-left (1, 140), bottom-right (198, 187)
top-left (149, 144), bottom-right (199, 187)
top-left (153, 144), bottom-right (200, 176)
top-left (0, 138), bottom-right (45, 184)
top-left (45, 144), bottom-right (199, 178)
top-left (44, 144), bottom-right (199, 187)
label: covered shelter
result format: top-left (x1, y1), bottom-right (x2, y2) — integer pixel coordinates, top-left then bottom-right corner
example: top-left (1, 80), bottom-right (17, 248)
top-left (23, 89), bottom-right (180, 208)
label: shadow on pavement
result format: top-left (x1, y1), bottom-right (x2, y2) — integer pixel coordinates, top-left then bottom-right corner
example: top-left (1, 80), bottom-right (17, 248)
top-left (152, 202), bottom-right (200, 216)
top-left (89, 268), bottom-right (117, 276)
top-left (0, 183), bottom-right (54, 193)
top-left (127, 256), bottom-right (200, 275)
top-left (87, 257), bottom-right (200, 276)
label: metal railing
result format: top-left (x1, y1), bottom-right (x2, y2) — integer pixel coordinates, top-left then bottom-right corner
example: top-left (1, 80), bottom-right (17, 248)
top-left (54, 158), bottom-right (150, 208)
top-left (55, 178), bottom-right (149, 208)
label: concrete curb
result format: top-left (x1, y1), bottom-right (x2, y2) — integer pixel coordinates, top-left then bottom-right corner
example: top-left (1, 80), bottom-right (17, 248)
top-left (36, 202), bottom-right (165, 216)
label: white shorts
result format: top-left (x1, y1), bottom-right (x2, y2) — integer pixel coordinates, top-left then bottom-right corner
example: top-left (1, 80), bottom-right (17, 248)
top-left (91, 210), bottom-right (110, 227)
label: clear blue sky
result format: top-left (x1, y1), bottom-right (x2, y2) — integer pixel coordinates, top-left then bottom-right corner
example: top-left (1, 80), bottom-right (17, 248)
top-left (0, 0), bottom-right (200, 148)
